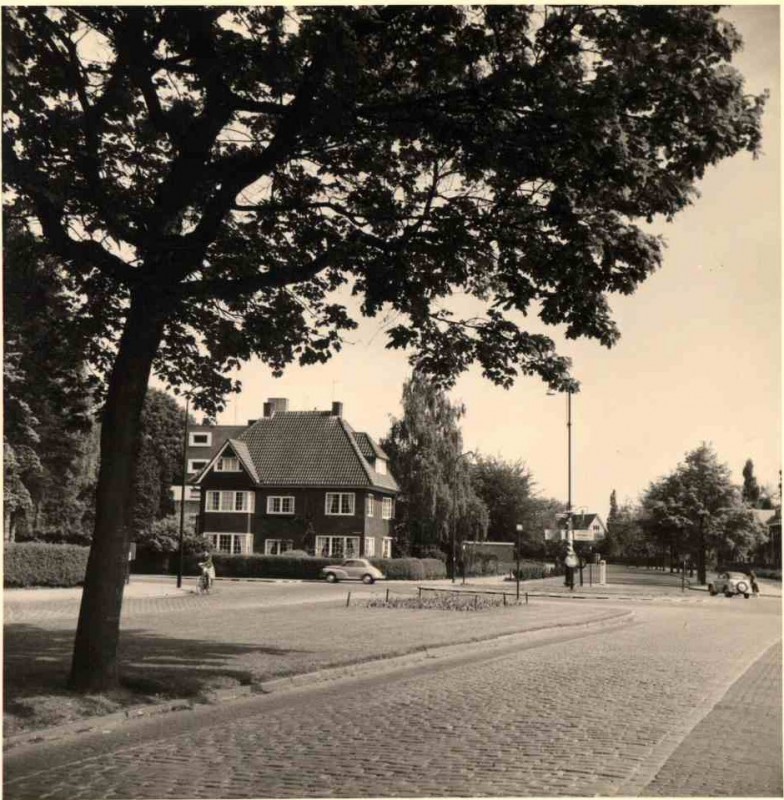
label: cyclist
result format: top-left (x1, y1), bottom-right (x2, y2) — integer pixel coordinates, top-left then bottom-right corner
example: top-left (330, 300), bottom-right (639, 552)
top-left (198, 551), bottom-right (215, 592)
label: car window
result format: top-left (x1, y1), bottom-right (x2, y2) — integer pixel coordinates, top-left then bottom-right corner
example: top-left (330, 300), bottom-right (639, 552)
top-left (345, 560), bottom-right (362, 567)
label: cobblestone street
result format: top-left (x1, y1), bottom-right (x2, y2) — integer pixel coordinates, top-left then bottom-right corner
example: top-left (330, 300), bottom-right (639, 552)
top-left (4, 594), bottom-right (780, 798)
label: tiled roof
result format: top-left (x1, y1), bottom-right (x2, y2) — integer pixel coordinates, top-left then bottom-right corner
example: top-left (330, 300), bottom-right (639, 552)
top-left (236, 411), bottom-right (398, 492)
top-left (569, 513), bottom-right (602, 530)
top-left (353, 432), bottom-right (389, 461)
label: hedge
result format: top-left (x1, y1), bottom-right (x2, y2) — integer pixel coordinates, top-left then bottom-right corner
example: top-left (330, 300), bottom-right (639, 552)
top-left (5, 542), bottom-right (89, 587)
top-left (178, 553), bottom-right (446, 581)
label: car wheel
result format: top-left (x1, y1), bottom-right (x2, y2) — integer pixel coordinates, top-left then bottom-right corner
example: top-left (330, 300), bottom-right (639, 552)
top-left (744, 593), bottom-right (750, 599)
top-left (724, 590), bottom-right (732, 597)
top-left (325, 573), bottom-right (338, 583)
top-left (736, 581), bottom-right (749, 594)
top-left (708, 584), bottom-right (716, 596)
top-left (362, 574), bottom-right (375, 584)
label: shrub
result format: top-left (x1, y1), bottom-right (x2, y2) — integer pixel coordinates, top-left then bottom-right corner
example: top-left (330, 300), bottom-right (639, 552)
top-left (370, 557), bottom-right (425, 580)
top-left (5, 542), bottom-right (89, 587)
top-left (176, 553), bottom-right (443, 581)
top-left (420, 558), bottom-right (447, 579)
top-left (179, 553), bottom-right (343, 580)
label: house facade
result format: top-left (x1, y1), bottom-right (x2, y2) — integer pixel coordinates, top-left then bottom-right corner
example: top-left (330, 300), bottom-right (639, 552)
top-left (192, 398), bottom-right (399, 559)
top-left (171, 423), bottom-right (247, 527)
top-left (545, 512), bottom-right (607, 543)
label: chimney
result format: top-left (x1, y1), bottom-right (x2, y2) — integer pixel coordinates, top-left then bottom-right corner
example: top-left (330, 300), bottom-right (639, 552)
top-left (247, 419), bottom-right (257, 426)
top-left (331, 401), bottom-right (343, 418)
top-left (269, 397), bottom-right (289, 414)
top-left (262, 402), bottom-right (273, 418)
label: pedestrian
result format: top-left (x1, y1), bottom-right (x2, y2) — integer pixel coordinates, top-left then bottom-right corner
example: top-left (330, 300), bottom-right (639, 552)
top-left (748, 570), bottom-right (760, 598)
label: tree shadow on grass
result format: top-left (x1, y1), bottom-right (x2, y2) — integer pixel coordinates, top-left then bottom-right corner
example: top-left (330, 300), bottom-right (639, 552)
top-left (4, 622), bottom-right (308, 716)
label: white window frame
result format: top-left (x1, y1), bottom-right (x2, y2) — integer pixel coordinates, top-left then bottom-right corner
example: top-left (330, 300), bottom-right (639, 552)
top-left (187, 486), bottom-right (201, 501)
top-left (316, 535), bottom-right (360, 558)
top-left (365, 494), bottom-right (374, 517)
top-left (382, 537), bottom-right (393, 558)
top-left (325, 492), bottom-right (355, 516)
top-left (188, 459), bottom-right (209, 474)
top-left (189, 432), bottom-right (213, 447)
top-left (215, 456), bottom-right (241, 472)
top-left (364, 536), bottom-right (376, 557)
top-left (375, 458), bottom-right (387, 475)
top-left (267, 496), bottom-right (295, 515)
top-left (382, 497), bottom-right (394, 520)
top-left (264, 539), bottom-right (294, 555)
top-left (205, 490), bottom-right (255, 513)
top-left (204, 532), bottom-right (253, 554)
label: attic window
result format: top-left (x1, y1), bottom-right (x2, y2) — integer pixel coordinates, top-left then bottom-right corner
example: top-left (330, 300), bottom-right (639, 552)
top-left (375, 458), bottom-right (387, 475)
top-left (215, 456), bottom-right (240, 472)
top-left (188, 459), bottom-right (209, 474)
top-left (189, 432), bottom-right (212, 447)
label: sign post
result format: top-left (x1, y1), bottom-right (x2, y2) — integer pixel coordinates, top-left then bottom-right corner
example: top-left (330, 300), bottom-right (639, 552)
top-left (515, 524), bottom-right (523, 601)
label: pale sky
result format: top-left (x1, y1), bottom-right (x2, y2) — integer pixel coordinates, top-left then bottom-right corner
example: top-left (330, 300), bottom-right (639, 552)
top-left (209, 5), bottom-right (781, 521)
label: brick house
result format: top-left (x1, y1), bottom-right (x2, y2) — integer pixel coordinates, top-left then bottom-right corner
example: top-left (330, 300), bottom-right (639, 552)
top-left (191, 398), bottom-right (399, 559)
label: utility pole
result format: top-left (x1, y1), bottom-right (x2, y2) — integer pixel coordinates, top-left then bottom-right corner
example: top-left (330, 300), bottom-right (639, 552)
top-left (176, 395), bottom-right (190, 589)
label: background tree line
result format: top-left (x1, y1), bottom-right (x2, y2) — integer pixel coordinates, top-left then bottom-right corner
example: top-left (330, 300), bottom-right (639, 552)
top-left (382, 372), bottom-right (567, 570)
top-left (603, 449), bottom-right (779, 583)
top-left (3, 224), bottom-right (197, 552)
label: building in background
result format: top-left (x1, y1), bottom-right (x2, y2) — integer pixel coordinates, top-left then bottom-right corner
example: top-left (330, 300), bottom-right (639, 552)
top-left (544, 512), bottom-right (607, 543)
top-left (191, 398), bottom-right (399, 558)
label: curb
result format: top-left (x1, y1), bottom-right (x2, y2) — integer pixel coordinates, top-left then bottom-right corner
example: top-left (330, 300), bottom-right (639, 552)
top-left (3, 609), bottom-right (633, 752)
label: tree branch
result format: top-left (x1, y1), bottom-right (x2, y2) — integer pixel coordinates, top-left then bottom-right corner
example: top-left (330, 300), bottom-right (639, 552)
top-left (173, 246), bottom-right (335, 301)
top-left (3, 142), bottom-right (138, 285)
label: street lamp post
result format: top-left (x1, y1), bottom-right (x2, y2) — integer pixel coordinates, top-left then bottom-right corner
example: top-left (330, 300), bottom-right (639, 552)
top-left (551, 388), bottom-right (577, 590)
top-left (176, 394), bottom-right (190, 589)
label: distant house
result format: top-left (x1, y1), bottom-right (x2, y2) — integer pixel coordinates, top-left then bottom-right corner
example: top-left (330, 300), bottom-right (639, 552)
top-left (191, 398), bottom-right (399, 558)
top-left (545, 512), bottom-right (607, 543)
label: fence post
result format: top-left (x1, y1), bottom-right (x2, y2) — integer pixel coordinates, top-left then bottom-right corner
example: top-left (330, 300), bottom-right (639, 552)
top-left (385, 588), bottom-right (390, 603)
top-left (346, 592), bottom-right (351, 607)
top-left (682, 560), bottom-right (686, 593)
top-left (525, 592), bottom-right (528, 605)
top-left (503, 593), bottom-right (507, 607)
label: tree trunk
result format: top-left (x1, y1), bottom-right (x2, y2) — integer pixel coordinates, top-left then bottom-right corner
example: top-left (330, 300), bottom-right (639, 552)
top-left (69, 290), bottom-right (167, 691)
top-left (697, 524), bottom-right (707, 585)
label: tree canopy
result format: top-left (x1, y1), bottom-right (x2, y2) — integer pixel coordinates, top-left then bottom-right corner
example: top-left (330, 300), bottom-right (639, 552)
top-left (640, 444), bottom-right (765, 582)
top-left (3, 6), bottom-right (766, 410)
top-left (2, 5), bottom-right (766, 690)
top-left (382, 372), bottom-right (488, 562)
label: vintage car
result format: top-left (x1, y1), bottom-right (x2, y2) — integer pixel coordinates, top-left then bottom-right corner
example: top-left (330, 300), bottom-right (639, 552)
top-left (708, 571), bottom-right (751, 598)
top-left (320, 558), bottom-right (385, 584)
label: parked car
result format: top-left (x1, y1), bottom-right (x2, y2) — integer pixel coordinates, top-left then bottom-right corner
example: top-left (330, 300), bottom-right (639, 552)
top-left (320, 558), bottom-right (385, 584)
top-left (708, 571), bottom-right (751, 598)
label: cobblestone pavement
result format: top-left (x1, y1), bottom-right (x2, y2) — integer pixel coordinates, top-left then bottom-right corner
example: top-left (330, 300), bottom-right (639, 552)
top-left (4, 598), bottom-right (780, 799)
top-left (644, 639), bottom-right (782, 796)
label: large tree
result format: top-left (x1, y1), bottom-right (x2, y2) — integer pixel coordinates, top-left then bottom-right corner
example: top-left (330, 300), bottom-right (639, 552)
top-left (471, 456), bottom-right (534, 542)
top-left (3, 6), bottom-right (765, 690)
top-left (382, 372), bottom-right (488, 565)
top-left (640, 444), bottom-right (762, 583)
